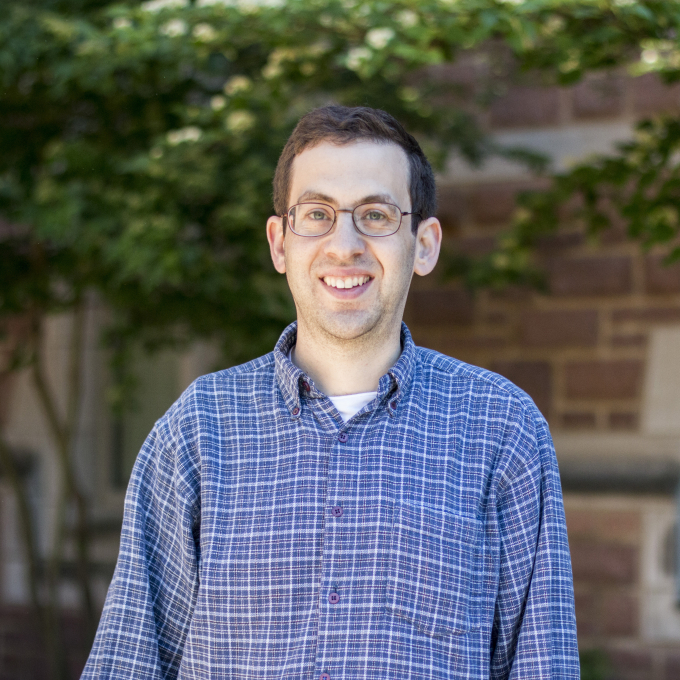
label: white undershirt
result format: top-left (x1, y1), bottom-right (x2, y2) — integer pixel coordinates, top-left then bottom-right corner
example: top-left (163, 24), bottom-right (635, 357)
top-left (328, 391), bottom-right (378, 422)
top-left (287, 346), bottom-right (377, 422)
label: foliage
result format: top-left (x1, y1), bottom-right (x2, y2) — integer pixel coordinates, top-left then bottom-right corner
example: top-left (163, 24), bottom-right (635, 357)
top-left (469, 113), bottom-right (680, 288)
top-left (2, 0), bottom-right (679, 363)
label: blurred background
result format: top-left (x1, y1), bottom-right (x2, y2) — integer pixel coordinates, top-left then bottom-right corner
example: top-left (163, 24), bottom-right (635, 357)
top-left (1, 0), bottom-right (680, 678)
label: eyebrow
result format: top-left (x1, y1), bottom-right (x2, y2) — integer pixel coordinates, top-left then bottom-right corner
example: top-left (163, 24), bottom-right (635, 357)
top-left (295, 191), bottom-right (398, 206)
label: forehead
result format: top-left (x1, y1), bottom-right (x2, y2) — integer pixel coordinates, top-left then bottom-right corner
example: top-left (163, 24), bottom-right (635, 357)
top-left (289, 140), bottom-right (410, 205)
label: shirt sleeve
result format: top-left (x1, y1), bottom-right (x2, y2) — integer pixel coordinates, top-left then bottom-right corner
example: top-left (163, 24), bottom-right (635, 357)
top-left (489, 407), bottom-right (579, 680)
top-left (81, 408), bottom-right (201, 680)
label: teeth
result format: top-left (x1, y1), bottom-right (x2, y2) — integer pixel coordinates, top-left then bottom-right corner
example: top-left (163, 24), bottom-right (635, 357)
top-left (323, 275), bottom-right (370, 289)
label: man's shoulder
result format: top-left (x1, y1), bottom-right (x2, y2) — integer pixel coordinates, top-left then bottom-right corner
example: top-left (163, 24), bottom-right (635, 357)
top-left (161, 352), bottom-right (277, 423)
top-left (193, 351), bottom-right (276, 389)
top-left (415, 346), bottom-right (555, 478)
top-left (415, 345), bottom-right (541, 418)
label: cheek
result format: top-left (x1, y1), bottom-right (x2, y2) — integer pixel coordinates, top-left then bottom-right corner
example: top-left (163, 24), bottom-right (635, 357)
top-left (376, 249), bottom-right (414, 293)
top-left (283, 243), bottom-right (316, 281)
top-left (387, 241), bottom-right (416, 275)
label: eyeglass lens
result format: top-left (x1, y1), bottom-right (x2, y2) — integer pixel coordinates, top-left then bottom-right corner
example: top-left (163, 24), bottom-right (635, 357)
top-left (288, 202), bottom-right (402, 237)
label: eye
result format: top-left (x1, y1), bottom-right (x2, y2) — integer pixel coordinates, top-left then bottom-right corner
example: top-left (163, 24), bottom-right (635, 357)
top-left (304, 207), bottom-right (332, 221)
top-left (364, 210), bottom-right (386, 221)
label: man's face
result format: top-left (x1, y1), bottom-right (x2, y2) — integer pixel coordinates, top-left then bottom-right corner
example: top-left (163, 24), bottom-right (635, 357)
top-left (267, 140), bottom-right (440, 344)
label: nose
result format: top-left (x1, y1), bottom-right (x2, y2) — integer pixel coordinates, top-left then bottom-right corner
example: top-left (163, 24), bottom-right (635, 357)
top-left (323, 210), bottom-right (366, 260)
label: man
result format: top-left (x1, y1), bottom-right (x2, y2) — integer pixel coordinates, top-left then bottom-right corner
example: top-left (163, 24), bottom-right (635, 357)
top-left (82, 106), bottom-right (579, 679)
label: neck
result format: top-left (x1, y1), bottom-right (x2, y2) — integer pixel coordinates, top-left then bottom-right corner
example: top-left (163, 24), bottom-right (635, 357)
top-left (291, 321), bottom-right (402, 396)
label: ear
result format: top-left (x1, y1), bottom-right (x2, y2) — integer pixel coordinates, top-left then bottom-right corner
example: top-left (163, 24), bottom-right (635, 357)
top-left (413, 216), bottom-right (442, 277)
top-left (267, 215), bottom-right (286, 274)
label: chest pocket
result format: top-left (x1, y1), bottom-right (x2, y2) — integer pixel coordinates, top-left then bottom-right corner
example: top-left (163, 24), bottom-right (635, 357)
top-left (385, 502), bottom-right (483, 638)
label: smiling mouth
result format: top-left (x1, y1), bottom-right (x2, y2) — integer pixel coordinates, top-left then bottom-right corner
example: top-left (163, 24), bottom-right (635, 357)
top-left (322, 275), bottom-right (372, 290)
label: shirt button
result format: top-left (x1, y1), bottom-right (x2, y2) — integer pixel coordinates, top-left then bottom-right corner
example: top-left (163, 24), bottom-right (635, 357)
top-left (331, 506), bottom-right (344, 518)
top-left (337, 432), bottom-right (348, 443)
top-left (320, 674), bottom-right (331, 680)
top-left (302, 380), bottom-right (310, 392)
top-left (292, 406), bottom-right (300, 416)
top-left (390, 400), bottom-right (398, 410)
top-left (328, 592), bottom-right (340, 604)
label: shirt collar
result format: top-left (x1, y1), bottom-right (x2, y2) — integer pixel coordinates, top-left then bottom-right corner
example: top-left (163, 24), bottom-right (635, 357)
top-left (274, 321), bottom-right (417, 418)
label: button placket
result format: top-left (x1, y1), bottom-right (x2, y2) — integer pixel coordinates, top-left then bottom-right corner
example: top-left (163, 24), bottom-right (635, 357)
top-left (317, 409), bottom-right (353, 676)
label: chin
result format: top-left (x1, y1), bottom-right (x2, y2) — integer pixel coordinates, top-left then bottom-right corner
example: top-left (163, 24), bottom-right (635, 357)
top-left (317, 311), bottom-right (384, 342)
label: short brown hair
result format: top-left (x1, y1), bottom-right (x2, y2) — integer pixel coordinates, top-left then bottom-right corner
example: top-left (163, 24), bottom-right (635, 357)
top-left (273, 105), bottom-right (436, 234)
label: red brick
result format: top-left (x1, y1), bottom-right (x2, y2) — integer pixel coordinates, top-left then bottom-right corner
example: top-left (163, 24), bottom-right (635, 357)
top-left (632, 73), bottom-right (680, 115)
top-left (488, 285), bottom-right (533, 302)
top-left (573, 590), bottom-right (597, 636)
top-left (612, 307), bottom-right (680, 323)
top-left (485, 311), bottom-right (507, 325)
top-left (489, 86), bottom-right (561, 128)
top-left (468, 184), bottom-right (520, 226)
top-left (451, 235), bottom-right (497, 257)
top-left (428, 58), bottom-right (484, 96)
top-left (520, 309), bottom-right (598, 347)
top-left (608, 649), bottom-right (653, 676)
top-left (436, 186), bottom-right (466, 232)
top-left (444, 336), bottom-right (507, 351)
top-left (601, 592), bottom-right (638, 636)
top-left (609, 412), bottom-right (638, 430)
top-left (570, 542), bottom-right (638, 584)
top-left (566, 509), bottom-right (641, 543)
top-left (561, 412), bottom-right (596, 429)
top-left (490, 361), bottom-right (552, 418)
top-left (535, 231), bottom-right (584, 253)
top-left (611, 334), bottom-right (647, 348)
top-left (565, 360), bottom-right (643, 399)
top-left (549, 256), bottom-right (632, 296)
top-left (572, 74), bottom-right (625, 120)
top-left (468, 180), bottom-right (550, 227)
top-left (406, 289), bottom-right (474, 326)
top-left (645, 254), bottom-right (680, 294)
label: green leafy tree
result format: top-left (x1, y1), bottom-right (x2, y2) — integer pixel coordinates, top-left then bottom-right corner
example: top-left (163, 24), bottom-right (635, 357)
top-left (1, 0), bottom-right (680, 676)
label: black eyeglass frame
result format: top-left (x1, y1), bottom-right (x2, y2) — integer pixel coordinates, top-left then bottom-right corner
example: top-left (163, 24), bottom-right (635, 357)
top-left (282, 202), bottom-right (421, 238)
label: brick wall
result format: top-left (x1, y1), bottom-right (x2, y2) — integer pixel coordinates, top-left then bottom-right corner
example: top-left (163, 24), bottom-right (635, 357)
top-left (568, 504), bottom-right (641, 642)
top-left (407, 72), bottom-right (680, 435)
top-left (564, 497), bottom-right (680, 680)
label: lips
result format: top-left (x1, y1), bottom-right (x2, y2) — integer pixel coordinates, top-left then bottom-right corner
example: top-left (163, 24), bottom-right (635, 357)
top-left (319, 272), bottom-right (374, 299)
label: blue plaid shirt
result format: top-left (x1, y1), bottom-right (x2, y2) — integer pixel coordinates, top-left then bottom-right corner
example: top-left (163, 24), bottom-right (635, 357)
top-left (83, 322), bottom-right (578, 680)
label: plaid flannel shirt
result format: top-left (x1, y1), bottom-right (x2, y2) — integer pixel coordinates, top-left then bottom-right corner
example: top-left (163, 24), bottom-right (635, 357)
top-left (82, 322), bottom-right (579, 680)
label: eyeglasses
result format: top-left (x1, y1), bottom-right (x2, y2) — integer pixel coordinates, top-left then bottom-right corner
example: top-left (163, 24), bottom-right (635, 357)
top-left (283, 202), bottom-right (420, 238)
